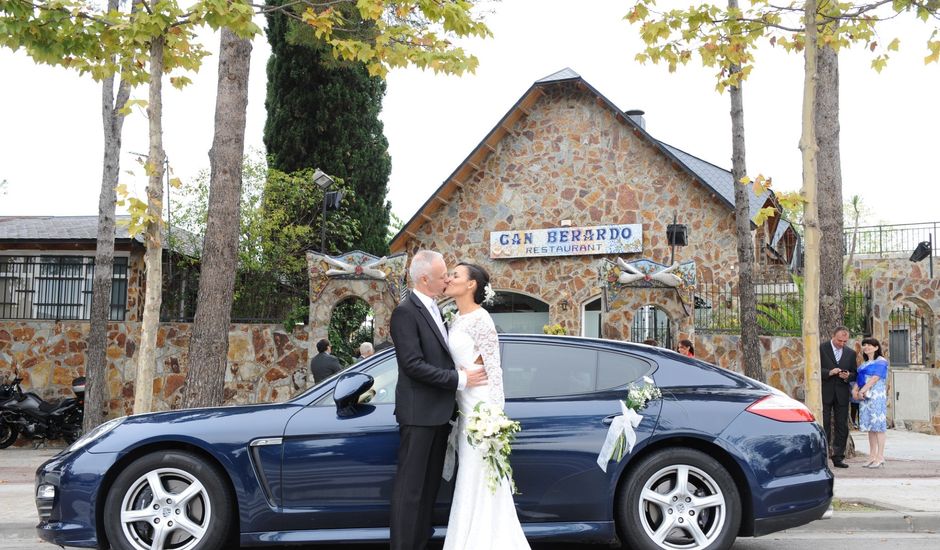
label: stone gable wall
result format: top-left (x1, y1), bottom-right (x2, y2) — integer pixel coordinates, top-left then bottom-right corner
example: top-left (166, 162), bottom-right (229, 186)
top-left (402, 83), bottom-right (741, 339)
top-left (0, 320), bottom-right (310, 418)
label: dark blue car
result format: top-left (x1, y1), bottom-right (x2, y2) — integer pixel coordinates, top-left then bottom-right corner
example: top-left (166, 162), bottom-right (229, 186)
top-left (35, 335), bottom-right (832, 550)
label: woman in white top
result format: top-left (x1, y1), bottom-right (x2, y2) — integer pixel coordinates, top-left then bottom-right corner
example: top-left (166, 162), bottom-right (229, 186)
top-left (441, 262), bottom-right (529, 550)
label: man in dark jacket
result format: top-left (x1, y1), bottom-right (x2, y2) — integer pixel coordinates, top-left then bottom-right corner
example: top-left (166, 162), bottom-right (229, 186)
top-left (820, 326), bottom-right (857, 468)
top-left (310, 339), bottom-right (342, 383)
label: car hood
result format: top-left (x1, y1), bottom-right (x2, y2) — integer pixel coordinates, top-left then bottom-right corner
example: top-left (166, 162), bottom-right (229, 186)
top-left (85, 401), bottom-right (303, 454)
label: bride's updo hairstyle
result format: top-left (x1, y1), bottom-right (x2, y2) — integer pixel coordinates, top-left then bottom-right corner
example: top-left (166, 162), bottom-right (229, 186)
top-left (457, 262), bottom-right (490, 305)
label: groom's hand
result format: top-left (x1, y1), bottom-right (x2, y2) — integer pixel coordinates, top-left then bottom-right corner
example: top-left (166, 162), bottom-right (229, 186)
top-left (463, 368), bottom-right (489, 388)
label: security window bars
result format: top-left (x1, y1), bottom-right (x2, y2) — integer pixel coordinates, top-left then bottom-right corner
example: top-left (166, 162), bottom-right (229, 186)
top-left (0, 256), bottom-right (128, 321)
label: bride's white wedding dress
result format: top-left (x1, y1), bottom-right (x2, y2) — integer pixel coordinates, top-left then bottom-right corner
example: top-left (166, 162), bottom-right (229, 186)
top-left (443, 307), bottom-right (529, 550)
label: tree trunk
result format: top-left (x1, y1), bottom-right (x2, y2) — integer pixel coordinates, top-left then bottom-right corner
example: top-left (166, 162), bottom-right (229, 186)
top-left (84, 69), bottom-right (132, 432)
top-left (181, 29), bottom-right (252, 409)
top-left (800, 0), bottom-right (823, 422)
top-left (844, 196), bottom-right (861, 273)
top-left (727, 0), bottom-right (763, 382)
top-left (133, 35), bottom-right (166, 414)
top-left (816, 39), bottom-right (844, 338)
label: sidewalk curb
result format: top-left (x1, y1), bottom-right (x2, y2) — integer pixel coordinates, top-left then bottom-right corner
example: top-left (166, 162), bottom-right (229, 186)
top-left (793, 511), bottom-right (940, 534)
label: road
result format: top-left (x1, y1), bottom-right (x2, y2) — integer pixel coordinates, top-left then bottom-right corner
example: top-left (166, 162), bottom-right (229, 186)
top-left (2, 532), bottom-right (939, 550)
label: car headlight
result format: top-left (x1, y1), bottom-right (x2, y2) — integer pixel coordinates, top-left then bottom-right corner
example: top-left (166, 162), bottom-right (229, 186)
top-left (68, 417), bottom-right (126, 453)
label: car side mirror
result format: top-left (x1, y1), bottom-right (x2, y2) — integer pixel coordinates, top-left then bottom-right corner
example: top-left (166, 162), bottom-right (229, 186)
top-left (334, 372), bottom-right (374, 417)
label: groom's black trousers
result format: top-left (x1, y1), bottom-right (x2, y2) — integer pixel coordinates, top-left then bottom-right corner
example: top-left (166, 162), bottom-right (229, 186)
top-left (390, 423), bottom-right (451, 550)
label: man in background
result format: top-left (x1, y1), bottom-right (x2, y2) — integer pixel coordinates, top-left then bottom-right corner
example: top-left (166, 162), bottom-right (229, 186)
top-left (820, 326), bottom-right (857, 468)
top-left (310, 338), bottom-right (342, 383)
top-left (359, 342), bottom-right (375, 360)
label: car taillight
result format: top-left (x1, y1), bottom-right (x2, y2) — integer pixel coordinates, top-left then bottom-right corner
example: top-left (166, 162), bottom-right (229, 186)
top-left (746, 394), bottom-right (815, 422)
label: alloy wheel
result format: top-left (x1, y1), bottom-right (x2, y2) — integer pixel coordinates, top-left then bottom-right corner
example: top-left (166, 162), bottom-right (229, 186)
top-left (118, 467), bottom-right (212, 550)
top-left (637, 463), bottom-right (727, 550)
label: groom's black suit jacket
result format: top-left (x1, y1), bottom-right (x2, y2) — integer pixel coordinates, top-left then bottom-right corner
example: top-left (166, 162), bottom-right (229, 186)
top-left (390, 291), bottom-right (457, 426)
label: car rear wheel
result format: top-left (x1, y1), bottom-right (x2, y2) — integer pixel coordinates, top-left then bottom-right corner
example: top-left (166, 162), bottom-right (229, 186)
top-left (618, 448), bottom-right (741, 550)
top-left (0, 419), bottom-right (18, 449)
top-left (104, 451), bottom-right (233, 550)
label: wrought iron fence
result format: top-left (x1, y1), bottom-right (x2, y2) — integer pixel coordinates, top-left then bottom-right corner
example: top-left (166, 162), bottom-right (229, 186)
top-left (0, 256), bottom-right (128, 321)
top-left (630, 305), bottom-right (674, 349)
top-left (694, 279), bottom-right (872, 336)
top-left (160, 263), bottom-right (306, 325)
top-left (843, 221), bottom-right (937, 258)
top-left (888, 305), bottom-right (928, 366)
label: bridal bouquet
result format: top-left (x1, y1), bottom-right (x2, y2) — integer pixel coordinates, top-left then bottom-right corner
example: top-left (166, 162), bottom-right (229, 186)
top-left (597, 376), bottom-right (662, 472)
top-left (464, 401), bottom-right (522, 494)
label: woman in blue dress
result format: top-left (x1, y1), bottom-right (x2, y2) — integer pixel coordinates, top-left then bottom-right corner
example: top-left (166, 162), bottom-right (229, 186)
top-left (853, 337), bottom-right (889, 468)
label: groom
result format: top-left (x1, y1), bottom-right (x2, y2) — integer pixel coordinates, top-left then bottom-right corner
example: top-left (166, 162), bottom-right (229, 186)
top-left (389, 250), bottom-right (487, 550)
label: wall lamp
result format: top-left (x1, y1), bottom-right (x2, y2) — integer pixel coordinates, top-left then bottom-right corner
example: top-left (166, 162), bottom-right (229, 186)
top-left (909, 234), bottom-right (933, 278)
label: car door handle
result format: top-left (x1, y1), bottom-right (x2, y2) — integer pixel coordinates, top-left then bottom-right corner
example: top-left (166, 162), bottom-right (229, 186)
top-left (602, 414), bottom-right (620, 426)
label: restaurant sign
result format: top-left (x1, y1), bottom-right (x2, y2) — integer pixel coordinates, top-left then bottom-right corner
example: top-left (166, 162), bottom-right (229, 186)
top-left (490, 224), bottom-right (643, 259)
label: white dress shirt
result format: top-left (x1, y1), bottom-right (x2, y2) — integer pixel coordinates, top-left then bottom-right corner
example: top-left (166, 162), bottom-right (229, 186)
top-left (831, 342), bottom-right (843, 363)
top-left (413, 289), bottom-right (466, 390)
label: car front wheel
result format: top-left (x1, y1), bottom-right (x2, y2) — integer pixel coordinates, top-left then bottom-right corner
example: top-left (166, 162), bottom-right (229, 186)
top-left (104, 450), bottom-right (233, 550)
top-left (618, 448), bottom-right (741, 550)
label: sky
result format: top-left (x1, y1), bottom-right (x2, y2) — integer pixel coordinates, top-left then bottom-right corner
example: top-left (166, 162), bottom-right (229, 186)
top-left (1, 0), bottom-right (939, 229)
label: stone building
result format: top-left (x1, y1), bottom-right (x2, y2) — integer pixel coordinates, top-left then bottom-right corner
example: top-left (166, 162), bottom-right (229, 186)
top-left (2, 71), bottom-right (937, 434)
top-left (389, 68), bottom-right (797, 347)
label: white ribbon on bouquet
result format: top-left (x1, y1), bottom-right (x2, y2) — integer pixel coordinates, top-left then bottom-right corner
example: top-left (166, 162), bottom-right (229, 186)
top-left (596, 401), bottom-right (644, 472)
top-left (442, 418), bottom-right (459, 481)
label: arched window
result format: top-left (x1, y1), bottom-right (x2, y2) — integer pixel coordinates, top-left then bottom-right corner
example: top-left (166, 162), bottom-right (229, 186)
top-left (484, 291), bottom-right (549, 334)
top-left (631, 305), bottom-right (673, 349)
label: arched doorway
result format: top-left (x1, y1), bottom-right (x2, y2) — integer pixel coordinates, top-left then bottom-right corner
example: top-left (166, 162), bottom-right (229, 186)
top-left (329, 297), bottom-right (374, 366)
top-left (630, 305), bottom-right (673, 349)
top-left (485, 291), bottom-right (549, 334)
top-left (582, 296), bottom-right (603, 338)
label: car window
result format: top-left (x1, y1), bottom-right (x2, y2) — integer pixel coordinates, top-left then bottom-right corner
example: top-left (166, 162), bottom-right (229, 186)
top-left (502, 343), bottom-right (598, 398)
top-left (596, 350), bottom-right (654, 390)
top-left (313, 355), bottom-right (399, 407)
top-left (652, 357), bottom-right (740, 388)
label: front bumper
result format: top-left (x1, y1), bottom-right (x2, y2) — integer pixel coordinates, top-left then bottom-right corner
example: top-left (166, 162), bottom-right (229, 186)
top-left (35, 448), bottom-right (120, 548)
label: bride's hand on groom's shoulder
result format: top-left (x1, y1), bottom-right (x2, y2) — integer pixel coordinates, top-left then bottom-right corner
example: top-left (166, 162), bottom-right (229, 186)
top-left (461, 367), bottom-right (489, 388)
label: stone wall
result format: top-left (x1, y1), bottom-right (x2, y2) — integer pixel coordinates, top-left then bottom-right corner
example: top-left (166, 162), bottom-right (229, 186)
top-left (695, 334), bottom-right (806, 399)
top-left (401, 82), bottom-right (740, 338)
top-left (0, 320), bottom-right (310, 418)
top-left (849, 256), bottom-right (934, 281)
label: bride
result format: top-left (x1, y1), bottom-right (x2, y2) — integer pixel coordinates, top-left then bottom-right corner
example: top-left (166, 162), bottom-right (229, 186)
top-left (442, 262), bottom-right (529, 550)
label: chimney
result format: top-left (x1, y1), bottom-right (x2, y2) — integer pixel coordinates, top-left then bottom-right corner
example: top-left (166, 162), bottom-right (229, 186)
top-left (625, 109), bottom-right (646, 130)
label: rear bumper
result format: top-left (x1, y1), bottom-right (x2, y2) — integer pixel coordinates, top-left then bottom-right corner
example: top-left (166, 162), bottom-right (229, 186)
top-left (752, 496), bottom-right (831, 537)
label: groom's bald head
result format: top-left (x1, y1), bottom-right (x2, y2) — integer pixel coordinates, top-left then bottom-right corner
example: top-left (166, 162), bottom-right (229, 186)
top-left (410, 250), bottom-right (448, 298)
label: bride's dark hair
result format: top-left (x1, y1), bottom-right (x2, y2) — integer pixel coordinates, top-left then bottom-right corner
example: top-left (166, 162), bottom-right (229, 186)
top-left (457, 262), bottom-right (490, 305)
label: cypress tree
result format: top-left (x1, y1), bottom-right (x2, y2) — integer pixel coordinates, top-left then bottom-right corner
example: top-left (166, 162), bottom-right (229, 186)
top-left (263, 2), bottom-right (392, 255)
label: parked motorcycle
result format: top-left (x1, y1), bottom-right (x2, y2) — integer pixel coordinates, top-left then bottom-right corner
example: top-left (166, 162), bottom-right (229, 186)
top-left (0, 375), bottom-right (84, 449)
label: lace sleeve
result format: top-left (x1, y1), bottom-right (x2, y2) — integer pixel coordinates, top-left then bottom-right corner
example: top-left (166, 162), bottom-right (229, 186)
top-left (467, 311), bottom-right (504, 408)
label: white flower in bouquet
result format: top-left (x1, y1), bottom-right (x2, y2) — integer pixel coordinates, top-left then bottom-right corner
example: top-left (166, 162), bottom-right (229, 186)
top-left (464, 401), bottom-right (521, 494)
top-left (440, 302), bottom-right (457, 324)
